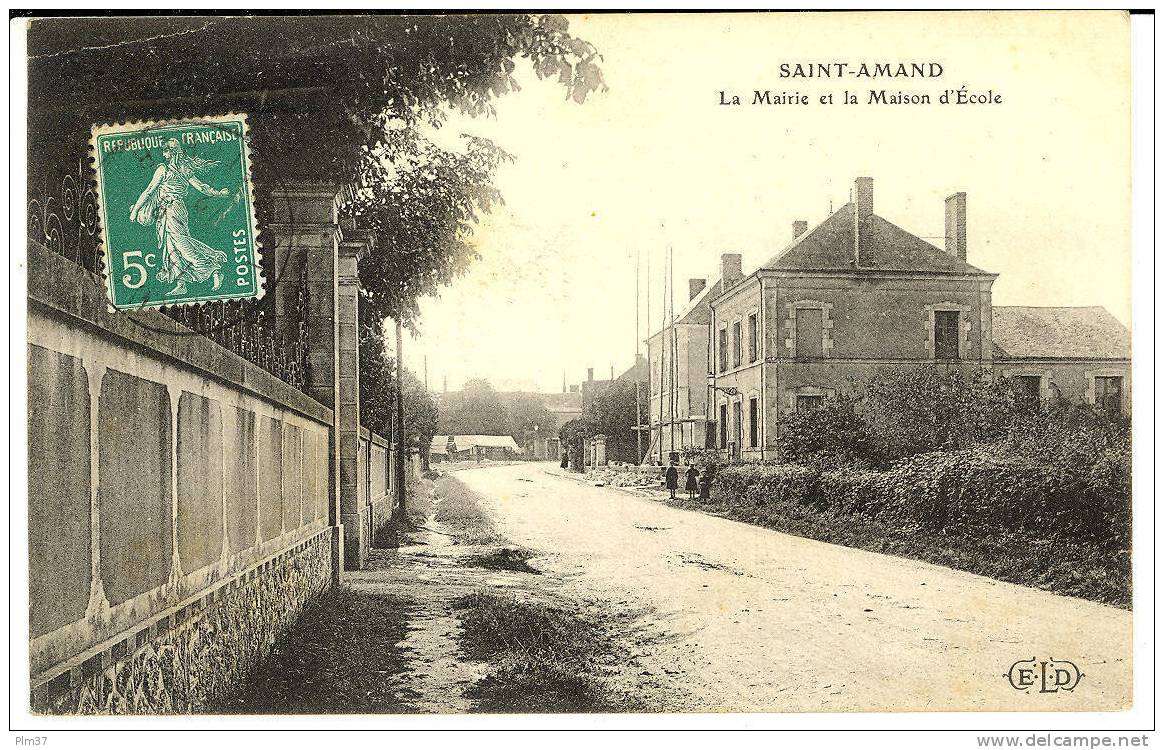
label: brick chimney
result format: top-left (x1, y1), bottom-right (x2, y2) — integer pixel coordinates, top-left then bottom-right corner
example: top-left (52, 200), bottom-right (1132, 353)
top-left (688, 277), bottom-right (707, 300)
top-left (720, 253), bottom-right (743, 288)
top-left (852, 177), bottom-right (873, 267)
top-left (587, 367), bottom-right (594, 382)
top-left (945, 191), bottom-right (967, 262)
top-left (793, 220), bottom-right (808, 238)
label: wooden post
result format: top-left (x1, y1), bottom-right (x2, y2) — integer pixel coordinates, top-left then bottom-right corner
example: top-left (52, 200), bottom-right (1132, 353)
top-left (393, 316), bottom-right (407, 519)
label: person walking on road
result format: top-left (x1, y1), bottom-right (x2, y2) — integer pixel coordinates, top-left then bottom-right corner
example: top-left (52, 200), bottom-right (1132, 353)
top-left (665, 462), bottom-right (679, 500)
top-left (685, 464), bottom-right (700, 500)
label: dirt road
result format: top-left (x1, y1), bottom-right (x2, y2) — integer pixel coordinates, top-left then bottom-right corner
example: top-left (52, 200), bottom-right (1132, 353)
top-left (456, 462), bottom-right (1132, 713)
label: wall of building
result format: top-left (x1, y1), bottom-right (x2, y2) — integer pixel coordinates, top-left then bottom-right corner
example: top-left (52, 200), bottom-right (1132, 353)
top-left (28, 243), bottom-right (337, 713)
top-left (995, 359), bottom-right (1132, 414)
top-left (707, 271), bottom-right (996, 460)
top-left (761, 272), bottom-right (993, 453)
top-left (708, 277), bottom-right (766, 459)
top-left (647, 323), bottom-right (710, 459)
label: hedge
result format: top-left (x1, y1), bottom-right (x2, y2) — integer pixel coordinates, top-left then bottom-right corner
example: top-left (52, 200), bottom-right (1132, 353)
top-left (710, 446), bottom-right (1130, 550)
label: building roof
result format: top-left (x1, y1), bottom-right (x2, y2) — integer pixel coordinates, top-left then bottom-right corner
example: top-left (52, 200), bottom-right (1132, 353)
top-left (761, 202), bottom-right (991, 275)
top-left (431, 434), bottom-right (523, 455)
top-left (992, 306), bottom-right (1130, 360)
top-left (646, 278), bottom-right (721, 344)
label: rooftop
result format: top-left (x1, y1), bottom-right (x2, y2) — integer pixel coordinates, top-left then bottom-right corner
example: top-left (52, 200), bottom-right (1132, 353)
top-left (992, 306), bottom-right (1130, 360)
top-left (762, 202), bottom-right (992, 275)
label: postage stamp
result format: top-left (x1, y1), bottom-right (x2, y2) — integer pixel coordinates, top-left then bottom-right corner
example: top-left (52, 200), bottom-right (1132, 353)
top-left (90, 113), bottom-right (262, 310)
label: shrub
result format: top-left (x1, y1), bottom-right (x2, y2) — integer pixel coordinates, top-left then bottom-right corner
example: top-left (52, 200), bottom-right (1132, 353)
top-left (778, 395), bottom-right (880, 469)
top-left (861, 366), bottom-right (1028, 461)
top-left (713, 463), bottom-right (816, 509)
top-left (713, 444), bottom-right (1130, 552)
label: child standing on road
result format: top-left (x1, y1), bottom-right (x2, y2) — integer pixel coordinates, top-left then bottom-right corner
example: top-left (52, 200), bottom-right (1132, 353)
top-left (685, 464), bottom-right (699, 499)
top-left (665, 462), bottom-right (679, 499)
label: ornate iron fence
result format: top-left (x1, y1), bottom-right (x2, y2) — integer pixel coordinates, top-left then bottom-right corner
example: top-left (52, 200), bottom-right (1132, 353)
top-left (29, 158), bottom-right (310, 392)
top-left (28, 159), bottom-right (101, 274)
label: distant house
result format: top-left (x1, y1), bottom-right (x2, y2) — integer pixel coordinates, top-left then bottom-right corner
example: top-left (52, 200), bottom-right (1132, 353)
top-left (429, 434), bottom-right (522, 463)
top-left (533, 389), bottom-right (583, 460)
top-left (645, 278), bottom-right (721, 462)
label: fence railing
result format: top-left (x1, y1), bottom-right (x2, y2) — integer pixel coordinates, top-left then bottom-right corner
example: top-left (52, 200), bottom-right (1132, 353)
top-left (29, 158), bottom-right (309, 391)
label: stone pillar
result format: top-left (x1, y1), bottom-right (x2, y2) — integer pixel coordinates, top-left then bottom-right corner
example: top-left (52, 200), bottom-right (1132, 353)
top-left (337, 233), bottom-right (370, 570)
top-left (269, 184), bottom-right (345, 581)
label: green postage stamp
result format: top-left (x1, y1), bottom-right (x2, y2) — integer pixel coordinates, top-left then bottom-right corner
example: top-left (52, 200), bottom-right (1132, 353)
top-left (91, 113), bottom-right (262, 309)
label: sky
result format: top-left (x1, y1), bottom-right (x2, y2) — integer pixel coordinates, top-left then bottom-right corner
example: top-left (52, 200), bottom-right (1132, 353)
top-left (400, 11), bottom-right (1131, 394)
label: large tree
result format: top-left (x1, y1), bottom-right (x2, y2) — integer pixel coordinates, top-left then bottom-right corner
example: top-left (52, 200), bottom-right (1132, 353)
top-left (505, 392), bottom-right (557, 450)
top-left (582, 380), bottom-right (648, 464)
top-left (359, 327), bottom-right (439, 455)
top-left (27, 15), bottom-right (606, 329)
top-left (437, 379), bottom-right (511, 436)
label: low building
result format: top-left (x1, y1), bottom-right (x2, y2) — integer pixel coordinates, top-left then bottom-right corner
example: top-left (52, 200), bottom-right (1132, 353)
top-left (429, 434), bottom-right (522, 462)
top-left (992, 306), bottom-right (1131, 413)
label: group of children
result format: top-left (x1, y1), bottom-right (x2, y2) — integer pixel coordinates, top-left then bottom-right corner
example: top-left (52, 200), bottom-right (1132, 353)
top-left (664, 462), bottom-right (707, 500)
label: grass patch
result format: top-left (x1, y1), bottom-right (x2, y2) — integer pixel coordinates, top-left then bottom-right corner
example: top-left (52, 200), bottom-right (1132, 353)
top-left (665, 493), bottom-right (1131, 608)
top-left (433, 476), bottom-right (505, 545)
top-left (209, 586), bottom-right (415, 714)
top-left (452, 591), bottom-right (640, 713)
top-left (463, 547), bottom-right (542, 575)
top-left (373, 478), bottom-right (436, 548)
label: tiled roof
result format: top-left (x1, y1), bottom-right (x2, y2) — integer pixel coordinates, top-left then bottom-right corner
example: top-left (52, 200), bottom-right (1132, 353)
top-left (992, 306), bottom-right (1130, 359)
top-left (761, 203), bottom-right (991, 275)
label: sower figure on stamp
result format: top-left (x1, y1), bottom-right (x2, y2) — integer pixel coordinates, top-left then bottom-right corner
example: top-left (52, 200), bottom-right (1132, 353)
top-left (129, 138), bottom-right (231, 296)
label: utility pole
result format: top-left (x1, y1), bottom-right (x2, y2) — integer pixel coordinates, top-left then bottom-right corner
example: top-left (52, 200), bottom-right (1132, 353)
top-left (393, 316), bottom-right (407, 520)
top-left (634, 248), bottom-right (643, 464)
top-left (668, 246), bottom-right (677, 457)
top-left (657, 246), bottom-right (665, 465)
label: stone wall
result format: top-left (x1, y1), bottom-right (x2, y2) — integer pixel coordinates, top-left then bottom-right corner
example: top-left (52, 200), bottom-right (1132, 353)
top-left (362, 428), bottom-right (396, 547)
top-left (28, 242), bottom-right (338, 713)
top-left (32, 529), bottom-right (332, 714)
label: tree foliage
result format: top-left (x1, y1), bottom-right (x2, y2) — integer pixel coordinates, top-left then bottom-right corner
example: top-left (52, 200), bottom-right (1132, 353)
top-left (438, 379), bottom-right (512, 436)
top-left (506, 393), bottom-right (557, 450)
top-left (28, 15), bottom-right (606, 329)
top-left (777, 394), bottom-right (875, 470)
top-left (581, 380), bottom-right (648, 463)
top-left (776, 366), bottom-right (1129, 476)
top-left (359, 325), bottom-right (439, 455)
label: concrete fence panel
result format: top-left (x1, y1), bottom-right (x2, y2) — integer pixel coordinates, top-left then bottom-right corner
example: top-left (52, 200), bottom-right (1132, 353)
top-left (98, 369), bottom-right (173, 608)
top-left (224, 406), bottom-right (259, 555)
top-left (27, 345), bottom-right (92, 639)
top-left (177, 392), bottom-right (225, 575)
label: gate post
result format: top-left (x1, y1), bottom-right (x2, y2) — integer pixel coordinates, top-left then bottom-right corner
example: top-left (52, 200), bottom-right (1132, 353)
top-left (269, 183), bottom-right (347, 581)
top-left (337, 233), bottom-right (370, 569)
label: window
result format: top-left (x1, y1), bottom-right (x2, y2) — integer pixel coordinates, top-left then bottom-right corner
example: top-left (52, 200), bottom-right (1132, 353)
top-left (732, 321), bottom-right (742, 368)
top-left (795, 308), bottom-right (824, 359)
top-left (732, 401), bottom-right (742, 456)
top-left (718, 327), bottom-right (728, 373)
top-left (748, 397), bottom-right (759, 448)
top-left (718, 403), bottom-right (728, 447)
top-left (796, 394), bottom-right (824, 413)
top-left (1095, 376), bottom-right (1123, 415)
top-left (1013, 375), bottom-right (1042, 407)
top-left (934, 310), bottom-right (960, 360)
top-left (748, 314), bottom-right (759, 362)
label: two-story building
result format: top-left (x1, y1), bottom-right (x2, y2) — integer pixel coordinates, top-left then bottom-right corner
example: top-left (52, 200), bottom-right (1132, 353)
top-left (645, 276), bottom-right (721, 462)
top-left (695, 177), bottom-right (1129, 462)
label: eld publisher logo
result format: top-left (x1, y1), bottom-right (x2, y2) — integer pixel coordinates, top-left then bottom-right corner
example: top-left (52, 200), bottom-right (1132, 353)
top-left (1006, 657), bottom-right (1084, 693)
